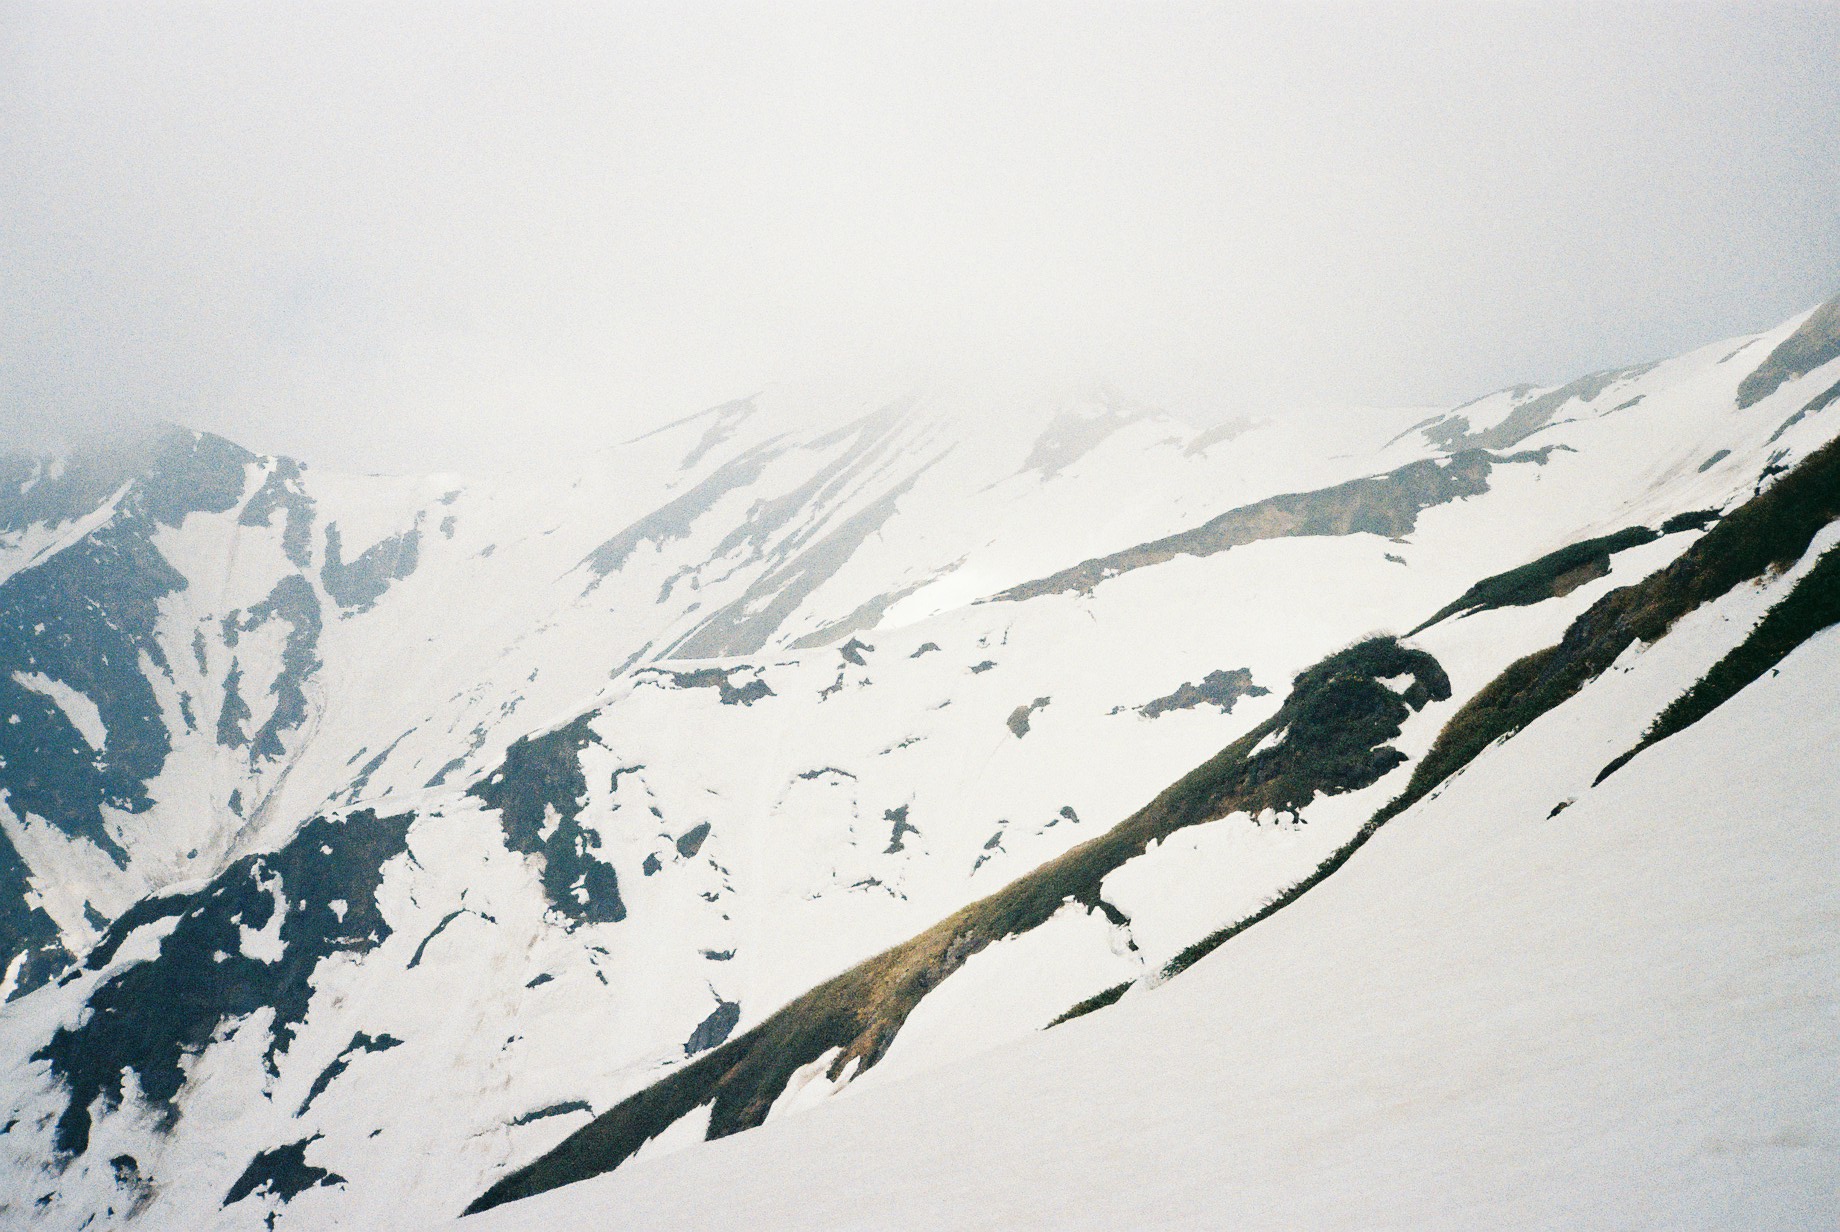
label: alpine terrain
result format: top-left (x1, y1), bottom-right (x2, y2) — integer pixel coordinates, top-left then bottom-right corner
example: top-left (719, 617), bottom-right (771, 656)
top-left (1, 294), bottom-right (1837, 1230)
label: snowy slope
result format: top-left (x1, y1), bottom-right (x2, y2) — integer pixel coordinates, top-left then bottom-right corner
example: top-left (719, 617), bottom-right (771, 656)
top-left (0, 294), bottom-right (1836, 1229)
top-left (466, 602), bottom-right (1840, 1232)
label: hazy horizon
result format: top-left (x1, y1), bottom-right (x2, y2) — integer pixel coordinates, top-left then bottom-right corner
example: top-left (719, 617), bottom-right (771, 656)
top-left (4, 2), bottom-right (1838, 473)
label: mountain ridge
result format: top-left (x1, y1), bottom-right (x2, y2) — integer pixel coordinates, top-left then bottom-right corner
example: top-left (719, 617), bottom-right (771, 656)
top-left (0, 295), bottom-right (1836, 1229)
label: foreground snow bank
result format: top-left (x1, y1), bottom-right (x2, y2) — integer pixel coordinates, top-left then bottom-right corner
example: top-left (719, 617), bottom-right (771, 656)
top-left (463, 626), bottom-right (1840, 1231)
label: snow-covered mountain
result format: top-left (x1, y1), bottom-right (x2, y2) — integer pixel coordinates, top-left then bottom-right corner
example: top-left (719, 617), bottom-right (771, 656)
top-left (1, 294), bottom-right (1837, 1229)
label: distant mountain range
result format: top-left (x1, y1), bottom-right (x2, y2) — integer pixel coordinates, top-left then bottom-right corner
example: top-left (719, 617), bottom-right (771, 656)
top-left (2, 293), bottom-right (1837, 1230)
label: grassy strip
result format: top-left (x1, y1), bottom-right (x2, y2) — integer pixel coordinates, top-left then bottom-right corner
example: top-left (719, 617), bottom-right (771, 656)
top-left (1736, 292), bottom-right (1840, 409)
top-left (467, 638), bottom-right (1450, 1215)
top-left (1596, 542), bottom-right (1840, 783)
top-left (1766, 376), bottom-right (1840, 445)
top-left (1659, 509), bottom-right (1721, 535)
top-left (993, 450), bottom-right (1513, 601)
top-left (1167, 432), bottom-right (1840, 979)
top-left (472, 433), bottom-right (1840, 1218)
top-left (1397, 430), bottom-right (1840, 815)
top-left (1045, 981), bottom-right (1133, 1029)
top-left (1409, 525), bottom-right (1659, 635)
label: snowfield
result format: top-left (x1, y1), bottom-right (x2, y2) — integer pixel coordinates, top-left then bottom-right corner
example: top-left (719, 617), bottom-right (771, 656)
top-left (464, 622), bottom-right (1840, 1232)
top-left (0, 295), bottom-right (1837, 1229)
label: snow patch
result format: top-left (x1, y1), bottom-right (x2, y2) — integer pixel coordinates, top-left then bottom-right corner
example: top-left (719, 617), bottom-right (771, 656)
top-left (767, 1047), bottom-right (860, 1121)
top-left (10, 671), bottom-right (108, 750)
top-left (237, 870), bottom-right (289, 964)
top-left (0, 951), bottom-right (26, 1002)
top-left (625, 1101), bottom-right (713, 1167)
top-left (1249, 726), bottom-right (1287, 756)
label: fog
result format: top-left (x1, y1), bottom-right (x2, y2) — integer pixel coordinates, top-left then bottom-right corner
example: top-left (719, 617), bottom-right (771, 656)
top-left (3, 2), bottom-right (1837, 473)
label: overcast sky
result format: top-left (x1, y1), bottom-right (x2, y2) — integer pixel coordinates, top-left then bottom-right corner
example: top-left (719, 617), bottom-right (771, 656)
top-left (3, 2), bottom-right (1838, 473)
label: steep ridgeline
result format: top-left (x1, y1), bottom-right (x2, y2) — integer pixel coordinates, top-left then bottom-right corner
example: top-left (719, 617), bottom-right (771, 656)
top-left (0, 395), bottom-right (1066, 1004)
top-left (0, 429), bottom-right (257, 997)
top-left (0, 425), bottom-right (489, 1009)
top-left (0, 384), bottom-right (1295, 1014)
top-left (990, 447), bottom-right (1553, 602)
top-left (1164, 427), bottom-right (1840, 978)
top-left (469, 637), bottom-right (1452, 1214)
top-left (1, 294), bottom-right (1838, 1232)
top-left (462, 477), bottom-right (1840, 1232)
top-left (474, 357), bottom-right (1840, 1222)
top-left (1405, 509), bottom-right (1721, 636)
top-left (33, 810), bottom-right (414, 1160)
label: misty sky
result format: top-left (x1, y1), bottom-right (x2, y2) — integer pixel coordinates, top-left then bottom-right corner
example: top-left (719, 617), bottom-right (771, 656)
top-left (3, 2), bottom-right (1838, 473)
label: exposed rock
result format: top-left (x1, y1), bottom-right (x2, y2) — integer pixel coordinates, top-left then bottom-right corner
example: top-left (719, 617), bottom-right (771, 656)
top-left (1135, 669), bottom-right (1269, 719)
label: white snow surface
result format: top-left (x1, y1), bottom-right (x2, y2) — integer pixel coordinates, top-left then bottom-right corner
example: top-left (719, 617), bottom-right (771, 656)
top-left (8, 673), bottom-right (107, 751)
top-left (465, 624), bottom-right (1840, 1232)
top-left (0, 311), bottom-right (1835, 1230)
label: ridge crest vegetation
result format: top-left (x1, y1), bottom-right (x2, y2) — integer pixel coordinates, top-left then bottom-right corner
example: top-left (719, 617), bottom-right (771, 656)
top-left (477, 430), bottom-right (1840, 1215)
top-left (468, 638), bottom-right (1450, 1213)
